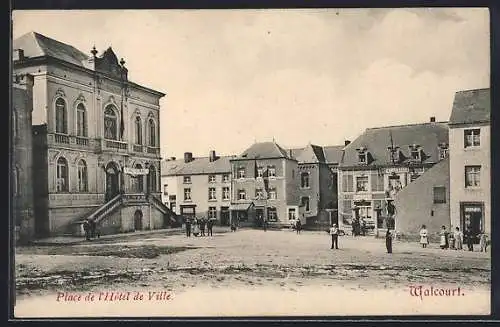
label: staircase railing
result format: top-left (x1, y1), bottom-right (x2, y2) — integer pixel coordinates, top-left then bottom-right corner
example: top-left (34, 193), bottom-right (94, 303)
top-left (87, 194), bottom-right (122, 224)
top-left (148, 194), bottom-right (177, 224)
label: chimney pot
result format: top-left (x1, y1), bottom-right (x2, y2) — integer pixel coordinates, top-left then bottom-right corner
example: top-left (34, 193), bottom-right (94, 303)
top-left (209, 150), bottom-right (217, 162)
top-left (184, 152), bottom-right (193, 163)
top-left (344, 140), bottom-right (351, 146)
top-left (430, 116), bottom-right (436, 123)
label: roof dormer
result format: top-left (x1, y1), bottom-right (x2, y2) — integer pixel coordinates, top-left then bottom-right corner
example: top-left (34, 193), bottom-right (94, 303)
top-left (356, 146), bottom-right (371, 165)
top-left (387, 144), bottom-right (402, 164)
top-left (408, 144), bottom-right (423, 162)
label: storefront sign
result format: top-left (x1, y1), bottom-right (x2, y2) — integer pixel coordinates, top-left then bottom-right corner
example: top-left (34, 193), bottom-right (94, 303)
top-left (385, 167), bottom-right (409, 174)
top-left (464, 206), bottom-right (482, 213)
top-left (124, 167), bottom-right (149, 175)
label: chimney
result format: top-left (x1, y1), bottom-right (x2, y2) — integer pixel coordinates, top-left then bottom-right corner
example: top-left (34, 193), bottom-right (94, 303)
top-left (184, 152), bottom-right (193, 163)
top-left (209, 150), bottom-right (217, 162)
top-left (344, 140), bottom-right (351, 146)
top-left (430, 116), bottom-right (436, 123)
top-left (13, 49), bottom-right (24, 62)
top-left (289, 149), bottom-right (293, 158)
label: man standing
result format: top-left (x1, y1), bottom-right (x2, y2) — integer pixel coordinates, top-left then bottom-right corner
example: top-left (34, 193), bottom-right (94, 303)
top-left (295, 219), bottom-right (302, 234)
top-left (330, 223), bottom-right (339, 249)
top-left (185, 217), bottom-right (192, 237)
top-left (207, 218), bottom-right (214, 237)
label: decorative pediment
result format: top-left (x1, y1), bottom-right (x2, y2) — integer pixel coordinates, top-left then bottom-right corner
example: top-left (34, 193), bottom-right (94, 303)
top-left (55, 88), bottom-right (66, 99)
top-left (73, 152), bottom-right (88, 164)
top-left (73, 93), bottom-right (87, 108)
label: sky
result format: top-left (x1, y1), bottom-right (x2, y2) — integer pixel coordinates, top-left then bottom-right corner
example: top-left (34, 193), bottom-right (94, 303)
top-left (12, 9), bottom-right (490, 159)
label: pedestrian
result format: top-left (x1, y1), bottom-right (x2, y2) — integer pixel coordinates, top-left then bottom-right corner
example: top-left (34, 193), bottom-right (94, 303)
top-left (296, 219), bottom-right (302, 234)
top-left (454, 227), bottom-right (463, 250)
top-left (330, 223), bottom-right (339, 249)
top-left (207, 218), bottom-right (214, 236)
top-left (419, 225), bottom-right (428, 248)
top-left (200, 218), bottom-right (206, 237)
top-left (448, 227), bottom-right (455, 250)
top-left (465, 226), bottom-right (474, 251)
top-left (90, 219), bottom-right (97, 239)
top-left (185, 217), bottom-right (192, 237)
top-left (83, 219), bottom-right (91, 241)
top-left (385, 229), bottom-right (393, 254)
top-left (192, 219), bottom-right (200, 237)
top-left (479, 233), bottom-right (489, 252)
top-left (439, 225), bottom-right (449, 249)
top-left (361, 219), bottom-right (366, 236)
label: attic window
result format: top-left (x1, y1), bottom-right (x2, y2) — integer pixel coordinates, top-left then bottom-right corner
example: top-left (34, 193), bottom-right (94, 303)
top-left (387, 146), bottom-right (400, 164)
top-left (408, 145), bottom-right (422, 162)
top-left (439, 143), bottom-right (449, 160)
top-left (356, 147), bottom-right (368, 164)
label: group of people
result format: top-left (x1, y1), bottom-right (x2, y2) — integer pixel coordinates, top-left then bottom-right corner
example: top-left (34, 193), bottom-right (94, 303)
top-left (419, 224), bottom-right (489, 252)
top-left (185, 217), bottom-right (214, 237)
top-left (351, 217), bottom-right (367, 236)
top-left (83, 218), bottom-right (100, 241)
top-left (291, 219), bottom-right (302, 234)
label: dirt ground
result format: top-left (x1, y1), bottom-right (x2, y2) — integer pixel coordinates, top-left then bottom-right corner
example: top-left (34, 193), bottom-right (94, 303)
top-left (14, 228), bottom-right (491, 317)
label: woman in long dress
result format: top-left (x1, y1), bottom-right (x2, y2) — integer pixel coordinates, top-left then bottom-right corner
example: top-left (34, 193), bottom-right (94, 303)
top-left (192, 219), bottom-right (200, 237)
top-left (419, 225), bottom-right (428, 248)
top-left (439, 225), bottom-right (449, 249)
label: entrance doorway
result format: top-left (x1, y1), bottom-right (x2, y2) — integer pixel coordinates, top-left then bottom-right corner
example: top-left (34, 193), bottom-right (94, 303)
top-left (134, 209), bottom-right (143, 231)
top-left (105, 162), bottom-right (120, 201)
top-left (461, 202), bottom-right (484, 244)
top-left (221, 207), bottom-right (230, 226)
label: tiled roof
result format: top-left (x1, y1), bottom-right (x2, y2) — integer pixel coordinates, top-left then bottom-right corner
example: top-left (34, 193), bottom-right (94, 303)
top-left (449, 88), bottom-right (490, 125)
top-left (340, 122), bottom-right (449, 168)
top-left (161, 156), bottom-right (234, 176)
top-left (13, 32), bottom-right (89, 67)
top-left (322, 145), bottom-right (344, 164)
top-left (236, 141), bottom-right (291, 160)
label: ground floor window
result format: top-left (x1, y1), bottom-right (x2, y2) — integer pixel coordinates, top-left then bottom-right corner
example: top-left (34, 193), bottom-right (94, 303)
top-left (267, 207), bottom-right (278, 222)
top-left (288, 208), bottom-right (296, 220)
top-left (208, 206), bottom-right (217, 219)
top-left (461, 202), bottom-right (484, 243)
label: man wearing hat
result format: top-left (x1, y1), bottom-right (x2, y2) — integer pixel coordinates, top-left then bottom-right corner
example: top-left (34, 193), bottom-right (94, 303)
top-left (330, 223), bottom-right (339, 249)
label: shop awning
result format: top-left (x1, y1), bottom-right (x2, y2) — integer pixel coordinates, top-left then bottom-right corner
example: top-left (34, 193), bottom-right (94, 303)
top-left (229, 203), bottom-right (254, 211)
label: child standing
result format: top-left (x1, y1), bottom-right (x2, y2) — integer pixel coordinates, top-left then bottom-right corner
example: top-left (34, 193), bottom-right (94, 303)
top-left (419, 225), bottom-right (429, 248)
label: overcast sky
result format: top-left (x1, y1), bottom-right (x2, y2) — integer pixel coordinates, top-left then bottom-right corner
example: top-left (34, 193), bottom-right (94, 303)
top-left (12, 9), bottom-right (489, 158)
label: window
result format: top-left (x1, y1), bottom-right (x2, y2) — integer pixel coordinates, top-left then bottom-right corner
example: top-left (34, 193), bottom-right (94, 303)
top-left (301, 197), bottom-right (310, 212)
top-left (184, 188), bottom-right (192, 201)
top-left (267, 207), bottom-right (278, 222)
top-left (222, 174), bottom-right (230, 183)
top-left (148, 118), bottom-right (156, 147)
top-left (387, 175), bottom-right (402, 197)
top-left (388, 148), bottom-right (400, 164)
top-left (77, 160), bottom-right (88, 192)
top-left (169, 195), bottom-right (176, 201)
top-left (288, 208), bottom-right (297, 220)
top-left (465, 166), bottom-right (481, 187)
top-left (370, 172), bottom-right (384, 192)
top-left (135, 116), bottom-right (142, 145)
top-left (208, 207), bottom-right (217, 219)
top-left (342, 174), bottom-right (354, 192)
top-left (222, 187), bottom-right (230, 200)
top-left (55, 98), bottom-right (67, 134)
top-left (149, 165), bottom-right (157, 192)
top-left (358, 205), bottom-right (372, 219)
top-left (208, 187), bottom-right (217, 200)
top-left (104, 105), bottom-right (117, 140)
top-left (301, 172), bottom-right (310, 188)
top-left (183, 176), bottom-right (191, 184)
top-left (464, 129), bottom-right (480, 148)
top-left (439, 147), bottom-right (449, 160)
top-left (238, 167), bottom-right (246, 179)
top-left (268, 188), bottom-right (277, 200)
top-left (268, 166), bottom-right (276, 177)
top-left (238, 189), bottom-right (246, 200)
top-left (163, 184), bottom-right (168, 196)
top-left (358, 153), bottom-right (367, 164)
top-left (356, 176), bottom-right (369, 192)
top-left (208, 175), bottom-right (216, 183)
top-left (410, 149), bottom-right (421, 161)
top-left (170, 202), bottom-right (176, 213)
top-left (433, 186), bottom-right (446, 204)
top-left (257, 167), bottom-right (263, 178)
top-left (133, 164), bottom-right (144, 192)
top-left (255, 188), bottom-right (264, 199)
top-left (56, 157), bottom-right (68, 192)
top-left (169, 195), bottom-right (176, 212)
top-left (76, 103), bottom-right (87, 137)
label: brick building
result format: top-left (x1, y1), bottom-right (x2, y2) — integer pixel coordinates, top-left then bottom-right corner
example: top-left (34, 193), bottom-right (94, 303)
top-left (13, 32), bottom-right (172, 238)
top-left (161, 151), bottom-right (234, 225)
top-left (448, 88), bottom-right (490, 239)
top-left (12, 73), bottom-right (35, 243)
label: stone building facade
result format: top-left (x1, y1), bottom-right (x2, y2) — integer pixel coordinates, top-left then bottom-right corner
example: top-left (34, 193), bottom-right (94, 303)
top-left (448, 88), bottom-right (490, 240)
top-left (12, 73), bottom-right (35, 243)
top-left (13, 32), bottom-right (171, 238)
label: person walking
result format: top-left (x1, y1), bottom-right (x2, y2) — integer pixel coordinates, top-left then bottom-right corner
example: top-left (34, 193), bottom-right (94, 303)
top-left (185, 217), bottom-right (192, 237)
top-left (385, 229), bottom-right (393, 254)
top-left (330, 223), bottom-right (339, 249)
top-left (454, 227), bottom-right (463, 250)
top-left (207, 218), bottom-right (214, 236)
top-left (419, 225), bottom-right (428, 248)
top-left (296, 219), bottom-right (302, 234)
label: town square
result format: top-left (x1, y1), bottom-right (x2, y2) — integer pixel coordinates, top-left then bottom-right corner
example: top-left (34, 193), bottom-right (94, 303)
top-left (11, 8), bottom-right (490, 317)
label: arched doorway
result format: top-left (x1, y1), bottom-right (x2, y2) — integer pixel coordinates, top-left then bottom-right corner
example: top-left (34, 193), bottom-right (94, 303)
top-left (105, 162), bottom-right (120, 201)
top-left (134, 209), bottom-right (143, 231)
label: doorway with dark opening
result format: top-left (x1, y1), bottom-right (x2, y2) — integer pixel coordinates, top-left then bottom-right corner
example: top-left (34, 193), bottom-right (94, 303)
top-left (134, 209), bottom-right (143, 231)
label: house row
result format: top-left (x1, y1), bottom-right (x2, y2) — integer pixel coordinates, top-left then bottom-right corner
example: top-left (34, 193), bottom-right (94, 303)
top-left (161, 88), bottom-right (490, 239)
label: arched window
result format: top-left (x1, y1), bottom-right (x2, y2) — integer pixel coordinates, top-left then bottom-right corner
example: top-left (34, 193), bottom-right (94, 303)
top-left (76, 103), bottom-right (87, 137)
top-left (77, 159), bottom-right (88, 192)
top-left (135, 116), bottom-right (142, 145)
top-left (135, 164), bottom-right (144, 192)
top-left (148, 118), bottom-right (156, 147)
top-left (13, 166), bottom-right (19, 196)
top-left (56, 157), bottom-right (69, 192)
top-left (149, 165), bottom-right (157, 192)
top-left (104, 105), bottom-right (118, 140)
top-left (55, 98), bottom-right (67, 134)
